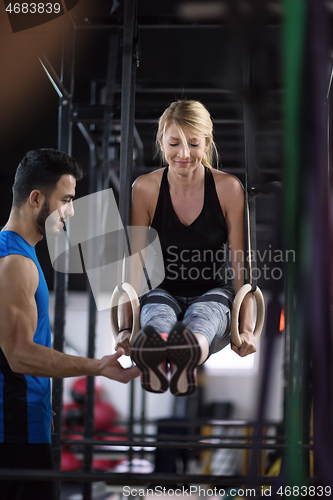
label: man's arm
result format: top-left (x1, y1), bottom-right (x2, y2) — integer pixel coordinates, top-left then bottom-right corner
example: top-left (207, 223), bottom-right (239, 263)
top-left (0, 254), bottom-right (140, 382)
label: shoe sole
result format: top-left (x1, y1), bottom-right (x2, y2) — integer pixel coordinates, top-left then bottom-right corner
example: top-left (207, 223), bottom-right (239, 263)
top-left (167, 325), bottom-right (201, 396)
top-left (131, 329), bottom-right (168, 393)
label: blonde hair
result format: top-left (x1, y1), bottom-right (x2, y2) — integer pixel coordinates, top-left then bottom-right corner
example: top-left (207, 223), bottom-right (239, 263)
top-left (155, 100), bottom-right (219, 169)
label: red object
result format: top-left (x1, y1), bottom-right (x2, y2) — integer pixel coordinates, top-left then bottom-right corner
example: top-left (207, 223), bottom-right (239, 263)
top-left (63, 402), bottom-right (83, 430)
top-left (105, 426), bottom-right (127, 440)
top-left (71, 377), bottom-right (103, 404)
top-left (95, 425), bottom-right (128, 446)
top-left (61, 450), bottom-right (82, 471)
top-left (279, 307), bottom-right (285, 332)
top-left (66, 430), bottom-right (84, 441)
top-left (93, 458), bottom-right (116, 471)
top-left (94, 426), bottom-right (128, 470)
top-left (94, 401), bottom-right (117, 431)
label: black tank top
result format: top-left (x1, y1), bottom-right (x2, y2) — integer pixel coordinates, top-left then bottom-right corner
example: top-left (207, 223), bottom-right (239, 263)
top-left (151, 166), bottom-right (234, 297)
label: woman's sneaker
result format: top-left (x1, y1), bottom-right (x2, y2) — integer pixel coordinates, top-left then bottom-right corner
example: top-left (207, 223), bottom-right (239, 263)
top-left (167, 322), bottom-right (201, 396)
top-left (131, 326), bottom-right (168, 393)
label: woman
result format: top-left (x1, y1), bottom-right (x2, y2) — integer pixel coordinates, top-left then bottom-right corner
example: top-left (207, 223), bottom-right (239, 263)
top-left (116, 100), bottom-right (256, 396)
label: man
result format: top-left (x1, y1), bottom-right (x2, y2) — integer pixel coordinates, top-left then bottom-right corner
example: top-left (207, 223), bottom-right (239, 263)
top-left (0, 149), bottom-right (140, 499)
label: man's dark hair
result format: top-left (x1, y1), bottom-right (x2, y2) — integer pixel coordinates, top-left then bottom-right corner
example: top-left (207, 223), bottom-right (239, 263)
top-left (12, 149), bottom-right (84, 207)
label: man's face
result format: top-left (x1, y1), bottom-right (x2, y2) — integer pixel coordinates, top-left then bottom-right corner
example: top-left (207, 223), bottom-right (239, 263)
top-left (38, 174), bottom-right (76, 236)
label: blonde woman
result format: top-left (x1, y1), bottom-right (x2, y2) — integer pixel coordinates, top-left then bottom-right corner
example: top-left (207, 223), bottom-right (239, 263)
top-left (116, 100), bottom-right (256, 396)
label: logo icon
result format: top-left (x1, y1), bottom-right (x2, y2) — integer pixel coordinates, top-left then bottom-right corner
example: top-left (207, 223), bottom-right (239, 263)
top-left (45, 189), bottom-right (165, 311)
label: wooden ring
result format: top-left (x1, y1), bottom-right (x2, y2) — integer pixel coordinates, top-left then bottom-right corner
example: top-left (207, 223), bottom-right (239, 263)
top-left (230, 284), bottom-right (265, 348)
top-left (110, 283), bottom-right (140, 346)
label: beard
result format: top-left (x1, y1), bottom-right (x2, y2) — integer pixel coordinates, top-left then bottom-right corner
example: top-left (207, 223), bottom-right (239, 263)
top-left (36, 197), bottom-right (50, 236)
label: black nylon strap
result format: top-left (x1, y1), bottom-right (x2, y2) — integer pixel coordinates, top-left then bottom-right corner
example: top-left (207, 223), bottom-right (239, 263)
top-left (140, 294), bottom-right (182, 317)
top-left (244, 188), bottom-right (250, 285)
top-left (191, 293), bottom-right (233, 310)
top-left (118, 0), bottom-right (138, 286)
top-left (248, 193), bottom-right (257, 290)
top-left (243, 47), bottom-right (260, 291)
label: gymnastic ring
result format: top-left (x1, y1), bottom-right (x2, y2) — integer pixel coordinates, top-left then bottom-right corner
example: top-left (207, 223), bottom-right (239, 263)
top-left (110, 283), bottom-right (140, 346)
top-left (230, 284), bottom-right (265, 349)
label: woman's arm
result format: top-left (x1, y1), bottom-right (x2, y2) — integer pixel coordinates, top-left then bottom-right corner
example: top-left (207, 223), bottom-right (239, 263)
top-left (115, 173), bottom-right (156, 355)
top-left (215, 172), bottom-right (257, 357)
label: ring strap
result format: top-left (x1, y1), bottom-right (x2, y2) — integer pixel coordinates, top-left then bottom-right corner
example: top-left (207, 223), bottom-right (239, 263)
top-left (191, 293), bottom-right (233, 310)
top-left (140, 294), bottom-right (182, 317)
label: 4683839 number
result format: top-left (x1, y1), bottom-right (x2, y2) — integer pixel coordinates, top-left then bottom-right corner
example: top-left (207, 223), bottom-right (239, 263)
top-left (277, 485), bottom-right (331, 497)
top-left (5, 3), bottom-right (61, 14)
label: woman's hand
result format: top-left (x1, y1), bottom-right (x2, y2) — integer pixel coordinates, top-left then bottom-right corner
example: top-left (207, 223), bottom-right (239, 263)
top-left (115, 329), bottom-right (132, 356)
top-left (231, 330), bottom-right (257, 357)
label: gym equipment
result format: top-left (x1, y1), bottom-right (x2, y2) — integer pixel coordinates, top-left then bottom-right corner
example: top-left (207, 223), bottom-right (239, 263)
top-left (229, 45), bottom-right (266, 350)
top-left (61, 449), bottom-right (82, 471)
top-left (93, 458), bottom-right (116, 471)
top-left (110, 283), bottom-right (140, 345)
top-left (63, 403), bottom-right (84, 430)
top-left (94, 401), bottom-right (117, 431)
top-left (71, 377), bottom-right (103, 405)
top-left (230, 284), bottom-right (265, 348)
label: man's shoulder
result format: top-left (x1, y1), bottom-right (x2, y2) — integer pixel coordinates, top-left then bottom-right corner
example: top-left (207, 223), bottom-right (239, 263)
top-left (0, 230), bottom-right (34, 256)
top-left (0, 254), bottom-right (39, 297)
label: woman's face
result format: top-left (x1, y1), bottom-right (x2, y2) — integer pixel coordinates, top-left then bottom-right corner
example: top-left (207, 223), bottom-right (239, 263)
top-left (160, 123), bottom-right (207, 175)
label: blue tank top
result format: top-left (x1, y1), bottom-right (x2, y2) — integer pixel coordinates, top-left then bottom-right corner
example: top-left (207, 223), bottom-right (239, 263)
top-left (0, 231), bottom-right (52, 443)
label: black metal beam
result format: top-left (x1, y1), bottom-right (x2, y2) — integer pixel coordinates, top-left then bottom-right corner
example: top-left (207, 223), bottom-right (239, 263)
top-left (61, 438), bottom-right (300, 451)
top-left (0, 469), bottom-right (287, 487)
top-left (51, 24), bottom-right (75, 484)
top-left (118, 0), bottom-right (138, 229)
top-left (102, 33), bottom-right (120, 191)
top-left (38, 53), bottom-right (70, 99)
top-left (117, 0), bottom-right (139, 475)
top-left (72, 106), bottom-right (244, 125)
top-left (82, 81), bottom-right (99, 500)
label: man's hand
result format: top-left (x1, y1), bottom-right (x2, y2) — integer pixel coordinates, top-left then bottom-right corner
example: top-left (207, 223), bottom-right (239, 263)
top-left (99, 349), bottom-right (140, 382)
top-left (231, 330), bottom-right (257, 357)
top-left (114, 330), bottom-right (132, 356)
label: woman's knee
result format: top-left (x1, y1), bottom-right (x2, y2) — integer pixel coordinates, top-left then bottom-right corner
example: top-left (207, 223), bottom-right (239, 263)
top-left (140, 303), bottom-right (177, 333)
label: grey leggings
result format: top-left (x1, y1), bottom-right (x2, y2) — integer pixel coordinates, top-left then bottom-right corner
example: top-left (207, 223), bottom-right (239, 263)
top-left (140, 287), bottom-right (234, 356)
